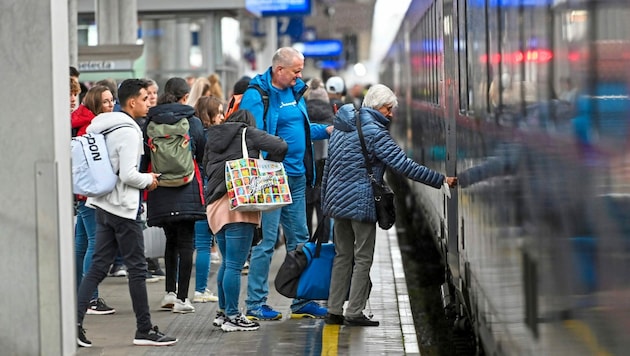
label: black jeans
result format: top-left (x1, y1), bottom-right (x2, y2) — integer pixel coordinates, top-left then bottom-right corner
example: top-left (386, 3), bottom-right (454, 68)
top-left (77, 208), bottom-right (152, 333)
top-left (163, 221), bottom-right (195, 301)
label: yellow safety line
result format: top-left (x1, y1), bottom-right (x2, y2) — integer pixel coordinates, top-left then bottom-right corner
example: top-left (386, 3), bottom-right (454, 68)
top-left (563, 319), bottom-right (612, 356)
top-left (322, 324), bottom-right (340, 356)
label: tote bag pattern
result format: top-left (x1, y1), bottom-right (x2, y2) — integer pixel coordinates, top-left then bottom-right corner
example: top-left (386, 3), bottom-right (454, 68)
top-left (225, 128), bottom-right (292, 211)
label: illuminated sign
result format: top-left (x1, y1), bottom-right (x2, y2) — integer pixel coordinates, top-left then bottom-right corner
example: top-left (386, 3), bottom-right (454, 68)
top-left (295, 40), bottom-right (343, 57)
top-left (246, 0), bottom-right (311, 17)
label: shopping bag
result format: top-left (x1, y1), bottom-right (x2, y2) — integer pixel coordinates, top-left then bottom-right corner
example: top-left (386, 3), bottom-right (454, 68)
top-left (225, 128), bottom-right (292, 212)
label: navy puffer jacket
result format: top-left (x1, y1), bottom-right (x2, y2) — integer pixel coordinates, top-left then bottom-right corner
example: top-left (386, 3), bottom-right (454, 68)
top-left (322, 104), bottom-right (445, 223)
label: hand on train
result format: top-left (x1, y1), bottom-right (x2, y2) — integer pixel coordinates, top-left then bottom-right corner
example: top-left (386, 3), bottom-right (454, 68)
top-left (445, 176), bottom-right (457, 188)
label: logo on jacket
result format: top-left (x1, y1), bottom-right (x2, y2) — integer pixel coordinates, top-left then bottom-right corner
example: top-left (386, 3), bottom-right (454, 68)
top-left (279, 100), bottom-right (297, 108)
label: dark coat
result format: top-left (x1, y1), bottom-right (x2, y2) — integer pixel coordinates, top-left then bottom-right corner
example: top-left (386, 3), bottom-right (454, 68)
top-left (322, 104), bottom-right (445, 223)
top-left (143, 103), bottom-right (207, 226)
top-left (203, 122), bottom-right (288, 205)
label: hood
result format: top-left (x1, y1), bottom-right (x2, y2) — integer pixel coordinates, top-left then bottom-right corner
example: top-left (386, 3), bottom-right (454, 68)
top-left (307, 100), bottom-right (334, 124)
top-left (206, 122), bottom-right (247, 153)
top-left (147, 103), bottom-right (195, 124)
top-left (86, 111), bottom-right (139, 134)
top-left (250, 67), bottom-right (307, 97)
top-left (333, 103), bottom-right (359, 132)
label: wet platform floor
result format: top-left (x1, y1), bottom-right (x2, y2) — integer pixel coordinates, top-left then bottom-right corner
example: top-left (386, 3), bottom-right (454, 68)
top-left (76, 227), bottom-right (420, 355)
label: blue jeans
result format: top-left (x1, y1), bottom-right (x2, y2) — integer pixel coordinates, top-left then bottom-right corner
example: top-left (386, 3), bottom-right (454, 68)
top-left (77, 208), bottom-right (152, 332)
top-left (74, 201), bottom-right (98, 301)
top-left (246, 175), bottom-right (310, 312)
top-left (216, 223), bottom-right (254, 317)
top-left (195, 219), bottom-right (213, 293)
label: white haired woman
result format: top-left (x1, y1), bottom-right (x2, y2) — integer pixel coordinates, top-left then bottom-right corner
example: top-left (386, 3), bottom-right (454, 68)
top-left (321, 84), bottom-right (457, 326)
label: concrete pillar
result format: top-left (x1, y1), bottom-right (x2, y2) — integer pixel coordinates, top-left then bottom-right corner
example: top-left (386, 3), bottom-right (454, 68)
top-left (96, 0), bottom-right (119, 44)
top-left (175, 18), bottom-right (191, 72)
top-left (0, 0), bottom-right (75, 354)
top-left (159, 19), bottom-right (177, 75)
top-left (200, 13), bottom-right (220, 75)
top-left (118, 0), bottom-right (137, 44)
top-left (259, 17), bottom-right (278, 71)
top-left (68, 0), bottom-right (78, 66)
top-left (142, 19), bottom-right (161, 80)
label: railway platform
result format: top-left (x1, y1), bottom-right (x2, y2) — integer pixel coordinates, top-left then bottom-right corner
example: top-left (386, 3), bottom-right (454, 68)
top-left (76, 226), bottom-right (420, 355)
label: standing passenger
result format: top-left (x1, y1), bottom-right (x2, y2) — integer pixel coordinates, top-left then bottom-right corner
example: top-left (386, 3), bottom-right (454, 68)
top-left (322, 85), bottom-right (457, 326)
top-left (76, 79), bottom-right (176, 347)
top-left (191, 95), bottom-right (226, 303)
top-left (143, 77), bottom-right (206, 314)
top-left (240, 47), bottom-right (332, 321)
top-left (203, 110), bottom-right (287, 331)
top-left (72, 85), bottom-right (117, 316)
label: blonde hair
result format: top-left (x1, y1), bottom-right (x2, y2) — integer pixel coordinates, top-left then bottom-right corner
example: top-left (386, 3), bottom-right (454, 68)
top-left (70, 77), bottom-right (81, 95)
top-left (187, 77), bottom-right (211, 107)
top-left (207, 73), bottom-right (224, 100)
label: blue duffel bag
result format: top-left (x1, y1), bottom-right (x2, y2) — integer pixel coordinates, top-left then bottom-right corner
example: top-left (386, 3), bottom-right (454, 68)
top-left (275, 221), bottom-right (335, 300)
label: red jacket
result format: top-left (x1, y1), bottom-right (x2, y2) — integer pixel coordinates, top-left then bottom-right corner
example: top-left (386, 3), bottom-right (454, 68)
top-left (71, 104), bottom-right (95, 137)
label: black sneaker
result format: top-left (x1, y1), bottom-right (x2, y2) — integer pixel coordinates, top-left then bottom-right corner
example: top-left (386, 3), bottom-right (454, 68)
top-left (86, 298), bottom-right (116, 315)
top-left (77, 325), bottom-right (92, 348)
top-left (133, 326), bottom-right (178, 346)
top-left (324, 313), bottom-right (345, 325)
top-left (344, 314), bottom-right (379, 326)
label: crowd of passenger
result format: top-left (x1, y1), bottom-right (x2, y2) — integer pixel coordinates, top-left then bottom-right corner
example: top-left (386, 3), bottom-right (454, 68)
top-left (71, 46), bottom-right (456, 348)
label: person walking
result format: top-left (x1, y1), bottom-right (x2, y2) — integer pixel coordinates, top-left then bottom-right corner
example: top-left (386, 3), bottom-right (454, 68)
top-left (240, 47), bottom-right (332, 321)
top-left (76, 79), bottom-right (177, 347)
top-left (203, 109), bottom-right (288, 331)
top-left (322, 84), bottom-right (457, 326)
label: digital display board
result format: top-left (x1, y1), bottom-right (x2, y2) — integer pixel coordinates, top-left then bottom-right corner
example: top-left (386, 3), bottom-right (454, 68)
top-left (246, 0), bottom-right (311, 17)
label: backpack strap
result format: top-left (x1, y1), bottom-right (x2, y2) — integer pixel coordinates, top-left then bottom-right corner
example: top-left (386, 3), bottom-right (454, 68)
top-left (248, 84), bottom-right (270, 129)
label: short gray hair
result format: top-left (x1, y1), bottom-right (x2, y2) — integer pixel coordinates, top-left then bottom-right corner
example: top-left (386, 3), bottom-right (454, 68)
top-left (272, 47), bottom-right (304, 69)
top-left (362, 84), bottom-right (398, 110)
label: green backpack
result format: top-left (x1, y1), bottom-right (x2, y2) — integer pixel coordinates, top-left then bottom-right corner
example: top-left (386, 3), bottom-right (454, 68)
top-left (147, 118), bottom-right (195, 187)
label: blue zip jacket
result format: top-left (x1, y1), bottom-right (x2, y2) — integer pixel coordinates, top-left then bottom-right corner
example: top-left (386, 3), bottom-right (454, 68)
top-left (322, 104), bottom-right (445, 223)
top-left (240, 67), bottom-right (329, 186)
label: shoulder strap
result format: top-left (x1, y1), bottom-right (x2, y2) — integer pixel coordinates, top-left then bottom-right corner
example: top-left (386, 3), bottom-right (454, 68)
top-left (240, 127), bottom-right (249, 159)
top-left (249, 84), bottom-right (269, 128)
top-left (356, 112), bottom-right (374, 178)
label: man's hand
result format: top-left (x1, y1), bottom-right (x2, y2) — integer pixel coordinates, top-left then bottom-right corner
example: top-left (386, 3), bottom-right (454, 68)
top-left (146, 173), bottom-right (160, 191)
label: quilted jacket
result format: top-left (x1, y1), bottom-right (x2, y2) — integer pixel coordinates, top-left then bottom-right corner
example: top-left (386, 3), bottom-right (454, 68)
top-left (321, 104), bottom-right (445, 223)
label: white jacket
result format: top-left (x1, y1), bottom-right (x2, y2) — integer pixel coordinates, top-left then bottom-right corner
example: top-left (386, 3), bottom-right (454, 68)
top-left (86, 112), bottom-right (153, 220)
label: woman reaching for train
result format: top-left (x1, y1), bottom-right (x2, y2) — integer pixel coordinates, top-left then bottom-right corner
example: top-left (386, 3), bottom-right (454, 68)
top-left (321, 84), bottom-right (457, 326)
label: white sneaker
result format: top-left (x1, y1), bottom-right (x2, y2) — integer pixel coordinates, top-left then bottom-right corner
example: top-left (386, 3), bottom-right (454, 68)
top-left (221, 313), bottom-right (259, 332)
top-left (193, 289), bottom-right (218, 303)
top-left (160, 292), bottom-right (177, 310)
top-left (172, 298), bottom-right (195, 314)
top-left (211, 251), bottom-right (221, 264)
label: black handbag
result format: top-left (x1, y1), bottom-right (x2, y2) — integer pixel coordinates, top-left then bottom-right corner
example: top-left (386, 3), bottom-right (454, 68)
top-left (356, 114), bottom-right (396, 230)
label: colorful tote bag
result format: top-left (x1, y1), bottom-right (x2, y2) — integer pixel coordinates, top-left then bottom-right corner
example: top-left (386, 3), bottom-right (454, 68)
top-left (225, 128), bottom-right (292, 211)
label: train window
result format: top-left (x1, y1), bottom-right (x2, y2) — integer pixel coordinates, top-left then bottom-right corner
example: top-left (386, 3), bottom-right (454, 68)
top-left (467, 0), bottom-right (490, 117)
top-left (457, 0), bottom-right (469, 113)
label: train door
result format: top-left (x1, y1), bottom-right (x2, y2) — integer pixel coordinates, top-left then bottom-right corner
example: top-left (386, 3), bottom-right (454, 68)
top-left (441, 0), bottom-right (461, 288)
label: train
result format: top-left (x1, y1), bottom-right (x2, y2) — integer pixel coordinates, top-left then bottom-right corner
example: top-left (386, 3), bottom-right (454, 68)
top-left (380, 0), bottom-right (630, 354)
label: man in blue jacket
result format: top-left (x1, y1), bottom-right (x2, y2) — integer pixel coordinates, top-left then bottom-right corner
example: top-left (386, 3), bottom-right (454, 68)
top-left (240, 47), bottom-right (332, 320)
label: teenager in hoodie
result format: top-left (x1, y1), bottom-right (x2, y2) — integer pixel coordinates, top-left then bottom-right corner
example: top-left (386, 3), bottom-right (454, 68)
top-left (202, 109), bottom-right (287, 332)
